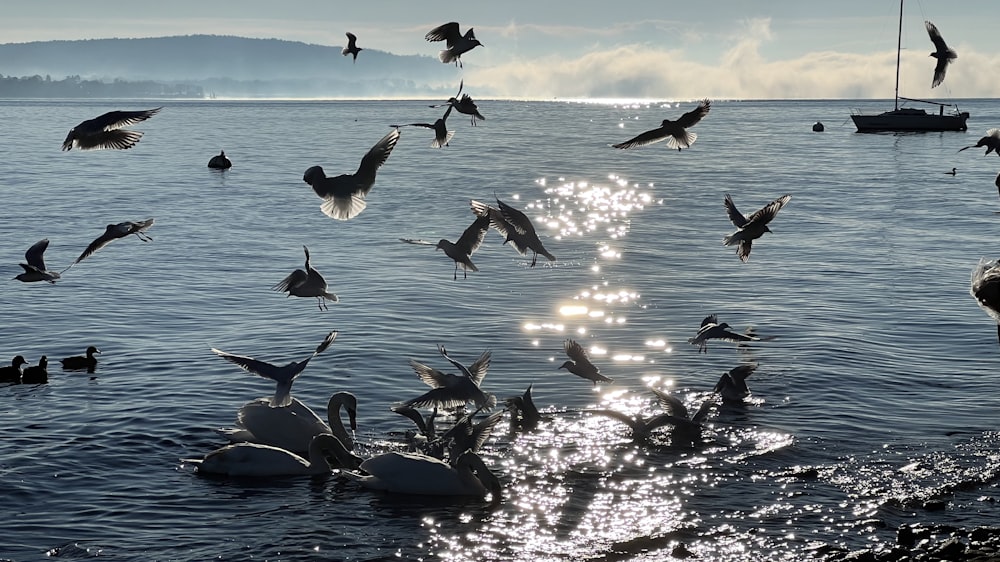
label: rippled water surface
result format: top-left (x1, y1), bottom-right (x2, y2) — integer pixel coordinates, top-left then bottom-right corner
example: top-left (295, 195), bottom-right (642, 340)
top-left (3, 98), bottom-right (1000, 561)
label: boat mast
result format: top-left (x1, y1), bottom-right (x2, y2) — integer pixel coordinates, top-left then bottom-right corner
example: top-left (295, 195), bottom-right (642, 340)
top-left (894, 0), bottom-right (903, 110)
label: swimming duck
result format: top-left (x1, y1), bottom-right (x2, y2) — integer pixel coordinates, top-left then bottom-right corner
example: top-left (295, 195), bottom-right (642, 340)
top-left (0, 355), bottom-right (27, 383)
top-left (60, 346), bottom-right (100, 371)
top-left (207, 150), bottom-right (232, 169)
top-left (21, 356), bottom-right (48, 384)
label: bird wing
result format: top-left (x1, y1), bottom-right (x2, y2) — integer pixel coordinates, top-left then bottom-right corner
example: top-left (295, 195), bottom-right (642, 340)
top-left (674, 99), bottom-right (711, 129)
top-left (691, 399), bottom-right (716, 424)
top-left (74, 228), bottom-right (122, 264)
top-left (24, 239), bottom-right (51, 270)
top-left (650, 388), bottom-right (690, 420)
top-left (94, 107), bottom-right (162, 131)
top-left (496, 198), bottom-right (535, 236)
top-left (728, 364), bottom-right (757, 383)
top-left (924, 21), bottom-right (949, 52)
top-left (456, 215), bottom-right (491, 255)
top-left (932, 57), bottom-right (950, 88)
top-left (409, 359), bottom-right (454, 389)
top-left (425, 22), bottom-right (462, 46)
top-left (211, 348), bottom-right (280, 379)
top-left (353, 128), bottom-right (400, 194)
top-left (700, 314), bottom-right (718, 328)
top-left (611, 126), bottom-right (669, 149)
top-left (716, 327), bottom-right (759, 343)
top-left (346, 32), bottom-right (357, 46)
top-left (723, 194), bottom-right (748, 228)
top-left (313, 331), bottom-right (338, 356)
top-left (744, 194), bottom-right (792, 226)
top-left (271, 268), bottom-right (308, 293)
top-left (470, 200), bottom-right (512, 239)
top-left (563, 339), bottom-right (596, 369)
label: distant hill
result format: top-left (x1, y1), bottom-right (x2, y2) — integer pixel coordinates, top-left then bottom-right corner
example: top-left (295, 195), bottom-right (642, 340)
top-left (0, 35), bottom-right (462, 98)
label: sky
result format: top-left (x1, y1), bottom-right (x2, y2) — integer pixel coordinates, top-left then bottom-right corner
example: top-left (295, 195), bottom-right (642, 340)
top-left (2, 0), bottom-right (999, 100)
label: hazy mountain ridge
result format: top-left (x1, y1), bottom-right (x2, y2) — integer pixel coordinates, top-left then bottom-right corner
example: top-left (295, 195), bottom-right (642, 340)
top-left (0, 35), bottom-right (462, 97)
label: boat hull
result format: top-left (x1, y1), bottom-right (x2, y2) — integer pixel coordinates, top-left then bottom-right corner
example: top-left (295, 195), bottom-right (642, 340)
top-left (852, 108), bottom-right (968, 132)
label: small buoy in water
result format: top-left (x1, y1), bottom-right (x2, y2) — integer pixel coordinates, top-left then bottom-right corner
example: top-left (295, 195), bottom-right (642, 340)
top-left (208, 150), bottom-right (232, 169)
top-left (812, 122), bottom-right (824, 132)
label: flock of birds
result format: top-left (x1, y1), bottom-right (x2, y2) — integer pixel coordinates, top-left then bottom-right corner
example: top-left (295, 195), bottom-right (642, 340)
top-left (10, 19), bottom-right (999, 506)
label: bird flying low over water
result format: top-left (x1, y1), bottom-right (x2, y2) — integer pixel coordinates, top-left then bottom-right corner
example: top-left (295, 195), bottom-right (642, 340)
top-left (403, 356), bottom-right (497, 412)
top-left (62, 107), bottom-right (162, 151)
top-left (430, 80), bottom-right (485, 126)
top-left (925, 21), bottom-right (957, 89)
top-left (958, 129), bottom-right (1000, 157)
top-left (970, 258), bottom-right (1000, 345)
top-left (558, 339), bottom-right (613, 386)
top-left (436, 215), bottom-right (490, 280)
top-left (14, 239), bottom-right (61, 283)
top-left (612, 99), bottom-right (711, 151)
top-left (723, 193), bottom-right (791, 263)
top-left (211, 330), bottom-right (338, 408)
top-left (425, 22), bottom-right (483, 68)
top-left (303, 128), bottom-right (400, 221)
top-left (271, 245), bottom-right (339, 310)
top-left (713, 364), bottom-right (758, 403)
top-left (69, 218), bottom-right (154, 268)
top-left (688, 314), bottom-right (760, 353)
top-left (342, 32), bottom-right (362, 62)
top-left (470, 196), bottom-right (555, 267)
top-left (392, 105), bottom-right (454, 148)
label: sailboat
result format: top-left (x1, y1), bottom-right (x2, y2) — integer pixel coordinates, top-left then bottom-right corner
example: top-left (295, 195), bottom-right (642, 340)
top-left (850, 0), bottom-right (968, 132)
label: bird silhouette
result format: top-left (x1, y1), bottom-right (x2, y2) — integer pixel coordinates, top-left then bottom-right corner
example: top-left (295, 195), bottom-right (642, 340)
top-left (271, 246), bottom-right (338, 310)
top-left (713, 364), bottom-right (758, 403)
top-left (303, 128), bottom-right (400, 220)
top-left (612, 99), bottom-right (711, 150)
top-left (425, 22), bottom-right (483, 68)
top-left (208, 150), bottom-right (232, 169)
top-left (436, 215), bottom-right (490, 280)
top-left (723, 193), bottom-right (792, 262)
top-left (958, 129), bottom-right (1000, 158)
top-left (14, 239), bottom-right (61, 283)
top-left (62, 107), bottom-right (161, 151)
top-left (60, 346), bottom-right (100, 372)
top-left (925, 21), bottom-right (957, 88)
top-left (558, 339), bottom-right (613, 386)
top-left (430, 80), bottom-right (485, 126)
top-left (392, 105), bottom-right (454, 148)
top-left (470, 196), bottom-right (555, 267)
top-left (69, 218), bottom-right (154, 268)
top-left (342, 32), bottom-right (362, 62)
top-left (688, 314), bottom-right (760, 353)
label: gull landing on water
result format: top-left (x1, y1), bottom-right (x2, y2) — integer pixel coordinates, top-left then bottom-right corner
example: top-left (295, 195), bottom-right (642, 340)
top-left (612, 99), bottom-right (711, 151)
top-left (303, 128), bottom-right (400, 220)
top-left (425, 22), bottom-right (483, 68)
top-left (271, 246), bottom-right (338, 310)
top-left (688, 314), bottom-right (760, 353)
top-left (436, 214), bottom-right (490, 280)
top-left (14, 239), bottom-right (61, 284)
top-left (211, 330), bottom-right (338, 408)
top-left (925, 20), bottom-right (957, 89)
top-left (470, 196), bottom-right (555, 267)
top-left (723, 193), bottom-right (791, 263)
top-left (62, 107), bottom-right (161, 151)
top-left (392, 105), bottom-right (454, 148)
top-left (430, 80), bottom-right (485, 126)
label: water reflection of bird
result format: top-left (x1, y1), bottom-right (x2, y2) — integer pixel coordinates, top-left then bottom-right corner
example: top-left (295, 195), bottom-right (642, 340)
top-left (436, 215), bottom-right (490, 280)
top-left (688, 314), bottom-right (760, 353)
top-left (425, 22), bottom-right (483, 68)
top-left (430, 80), bottom-right (485, 126)
top-left (723, 193), bottom-right (792, 263)
top-left (271, 245), bottom-right (339, 310)
top-left (970, 258), bottom-right (1000, 344)
top-left (62, 107), bottom-right (161, 151)
top-left (342, 32), bottom-right (362, 62)
top-left (558, 339), bottom-right (613, 386)
top-left (925, 21), bottom-right (957, 88)
top-left (392, 105), bottom-right (454, 148)
top-left (211, 330), bottom-right (338, 408)
top-left (471, 196), bottom-right (555, 267)
top-left (958, 129), bottom-right (1000, 157)
top-left (612, 99), bottom-right (711, 151)
top-left (14, 239), bottom-right (61, 284)
top-left (69, 218), bottom-right (154, 268)
top-left (713, 364), bottom-right (758, 403)
top-left (303, 128), bottom-right (400, 220)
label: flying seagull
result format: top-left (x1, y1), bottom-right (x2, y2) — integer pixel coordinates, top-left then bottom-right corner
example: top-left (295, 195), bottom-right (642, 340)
top-left (612, 99), bottom-right (711, 151)
top-left (211, 330), bottom-right (338, 408)
top-left (271, 245), bottom-right (339, 310)
top-left (14, 239), bottom-right (61, 283)
top-left (558, 339), bottom-right (613, 386)
top-left (723, 193), bottom-right (792, 262)
top-left (958, 129), bottom-right (1000, 158)
top-left (430, 80), bottom-right (485, 126)
top-left (392, 105), bottom-right (454, 148)
top-left (342, 32), bottom-right (362, 62)
top-left (688, 314), bottom-right (760, 354)
top-left (436, 215), bottom-right (490, 280)
top-left (69, 218), bottom-right (155, 268)
top-left (425, 22), bottom-right (483, 68)
top-left (303, 128), bottom-right (400, 220)
top-left (470, 196), bottom-right (555, 267)
top-left (971, 258), bottom-right (1000, 345)
top-left (925, 21), bottom-right (957, 89)
top-left (62, 107), bottom-right (162, 151)
top-left (713, 364), bottom-right (758, 403)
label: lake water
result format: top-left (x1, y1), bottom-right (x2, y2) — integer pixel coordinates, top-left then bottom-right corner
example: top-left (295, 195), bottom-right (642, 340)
top-left (2, 97), bottom-right (999, 561)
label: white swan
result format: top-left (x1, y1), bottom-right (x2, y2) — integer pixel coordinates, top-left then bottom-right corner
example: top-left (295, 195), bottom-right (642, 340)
top-left (218, 391), bottom-right (358, 454)
top-left (186, 433), bottom-right (361, 477)
top-left (344, 450), bottom-right (501, 500)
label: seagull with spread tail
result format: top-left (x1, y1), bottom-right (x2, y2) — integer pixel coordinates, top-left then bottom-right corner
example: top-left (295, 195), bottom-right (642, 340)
top-left (612, 99), bottom-right (711, 151)
top-left (62, 108), bottom-right (161, 151)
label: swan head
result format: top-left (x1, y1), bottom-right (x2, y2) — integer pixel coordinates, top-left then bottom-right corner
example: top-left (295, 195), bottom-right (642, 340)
top-left (329, 392), bottom-right (359, 431)
top-left (312, 434), bottom-right (363, 470)
top-left (456, 451), bottom-right (502, 503)
top-left (303, 166), bottom-right (326, 185)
